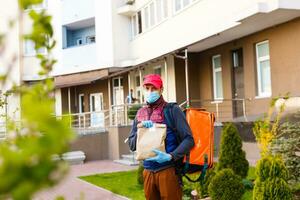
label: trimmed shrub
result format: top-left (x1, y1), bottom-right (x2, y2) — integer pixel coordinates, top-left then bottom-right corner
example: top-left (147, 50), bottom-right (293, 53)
top-left (253, 156), bottom-right (292, 200)
top-left (208, 169), bottom-right (245, 200)
top-left (137, 164), bottom-right (144, 185)
top-left (217, 123), bottom-right (249, 178)
top-left (127, 105), bottom-right (142, 120)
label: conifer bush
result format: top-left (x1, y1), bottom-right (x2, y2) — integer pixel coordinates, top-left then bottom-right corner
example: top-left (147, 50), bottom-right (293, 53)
top-left (253, 156), bottom-right (292, 200)
top-left (208, 169), bottom-right (245, 200)
top-left (128, 105), bottom-right (142, 120)
top-left (137, 164), bottom-right (144, 185)
top-left (217, 123), bottom-right (249, 178)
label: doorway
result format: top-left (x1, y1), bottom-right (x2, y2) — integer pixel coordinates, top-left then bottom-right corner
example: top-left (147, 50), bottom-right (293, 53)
top-left (231, 48), bottom-right (245, 118)
top-left (89, 93), bottom-right (104, 127)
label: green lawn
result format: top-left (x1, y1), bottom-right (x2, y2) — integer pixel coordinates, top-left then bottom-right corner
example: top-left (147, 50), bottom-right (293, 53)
top-left (80, 167), bottom-right (256, 200)
top-left (80, 170), bottom-right (145, 200)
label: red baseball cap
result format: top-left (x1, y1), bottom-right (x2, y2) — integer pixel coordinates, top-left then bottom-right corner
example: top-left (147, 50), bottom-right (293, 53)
top-left (143, 74), bottom-right (163, 89)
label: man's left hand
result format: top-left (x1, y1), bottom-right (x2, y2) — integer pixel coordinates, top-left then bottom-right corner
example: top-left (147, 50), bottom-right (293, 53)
top-left (145, 149), bottom-right (172, 163)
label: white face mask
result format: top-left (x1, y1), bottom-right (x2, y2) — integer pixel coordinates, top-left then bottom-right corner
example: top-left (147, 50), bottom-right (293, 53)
top-left (143, 90), bottom-right (160, 103)
top-left (143, 91), bottom-right (151, 102)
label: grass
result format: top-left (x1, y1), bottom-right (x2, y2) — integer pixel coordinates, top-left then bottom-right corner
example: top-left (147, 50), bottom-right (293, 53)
top-left (79, 170), bottom-right (145, 200)
top-left (80, 166), bottom-right (256, 200)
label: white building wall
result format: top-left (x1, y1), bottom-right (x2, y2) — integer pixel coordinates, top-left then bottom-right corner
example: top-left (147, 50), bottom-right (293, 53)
top-left (95, 0), bottom-right (115, 68)
top-left (0, 0), bottom-right (21, 122)
top-left (61, 0), bottom-right (95, 25)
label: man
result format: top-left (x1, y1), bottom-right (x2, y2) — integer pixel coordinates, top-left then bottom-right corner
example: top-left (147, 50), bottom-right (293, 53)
top-left (128, 74), bottom-right (194, 200)
top-left (126, 89), bottom-right (137, 104)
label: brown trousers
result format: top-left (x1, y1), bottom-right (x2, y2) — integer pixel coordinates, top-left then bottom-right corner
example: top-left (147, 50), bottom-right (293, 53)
top-left (143, 167), bottom-right (182, 200)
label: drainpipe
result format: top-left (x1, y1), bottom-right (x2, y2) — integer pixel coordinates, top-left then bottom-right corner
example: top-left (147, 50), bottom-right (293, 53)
top-left (139, 68), bottom-right (143, 103)
top-left (68, 87), bottom-right (71, 114)
top-left (164, 57), bottom-right (169, 100)
top-left (128, 72), bottom-right (131, 102)
top-left (108, 78), bottom-right (112, 126)
top-left (174, 49), bottom-right (190, 108)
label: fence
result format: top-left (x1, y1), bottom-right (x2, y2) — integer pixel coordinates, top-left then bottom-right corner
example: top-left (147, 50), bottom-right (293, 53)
top-left (0, 98), bottom-right (253, 138)
top-left (179, 98), bottom-right (252, 124)
top-left (56, 110), bottom-right (110, 135)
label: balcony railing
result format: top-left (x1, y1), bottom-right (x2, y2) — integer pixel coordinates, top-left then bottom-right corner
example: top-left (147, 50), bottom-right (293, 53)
top-left (56, 110), bottom-right (110, 135)
top-left (179, 98), bottom-right (253, 125)
top-left (0, 98), bottom-right (258, 139)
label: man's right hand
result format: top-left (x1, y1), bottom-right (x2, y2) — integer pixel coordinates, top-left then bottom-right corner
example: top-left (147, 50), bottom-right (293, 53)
top-left (141, 120), bottom-right (153, 128)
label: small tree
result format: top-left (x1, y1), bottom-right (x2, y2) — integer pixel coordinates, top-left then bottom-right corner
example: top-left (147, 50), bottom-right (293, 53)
top-left (253, 156), bottom-right (292, 200)
top-left (270, 120), bottom-right (300, 185)
top-left (208, 169), bottom-right (245, 200)
top-left (217, 123), bottom-right (249, 178)
top-left (253, 98), bottom-right (292, 200)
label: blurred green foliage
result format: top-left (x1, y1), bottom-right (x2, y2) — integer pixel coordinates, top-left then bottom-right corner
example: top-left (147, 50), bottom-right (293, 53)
top-left (0, 1), bottom-right (74, 199)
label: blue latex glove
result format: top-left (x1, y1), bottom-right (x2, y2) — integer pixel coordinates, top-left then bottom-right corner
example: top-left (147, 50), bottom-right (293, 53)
top-left (141, 120), bottom-right (153, 128)
top-left (145, 149), bottom-right (172, 163)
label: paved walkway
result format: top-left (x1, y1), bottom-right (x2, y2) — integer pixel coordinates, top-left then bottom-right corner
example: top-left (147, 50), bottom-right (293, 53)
top-left (35, 160), bottom-right (138, 200)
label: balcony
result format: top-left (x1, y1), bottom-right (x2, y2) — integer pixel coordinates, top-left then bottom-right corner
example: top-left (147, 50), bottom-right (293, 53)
top-left (60, 18), bottom-right (98, 74)
top-left (62, 43), bottom-right (97, 74)
top-left (117, 0), bottom-right (136, 16)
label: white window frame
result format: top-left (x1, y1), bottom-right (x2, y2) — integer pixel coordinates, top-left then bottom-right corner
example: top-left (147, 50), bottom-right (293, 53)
top-left (255, 40), bottom-right (272, 98)
top-left (212, 55), bottom-right (223, 100)
top-left (26, 0), bottom-right (47, 10)
top-left (89, 93), bottom-right (104, 112)
top-left (24, 39), bottom-right (47, 57)
top-left (131, 0), bottom-right (168, 39)
top-left (153, 65), bottom-right (162, 76)
top-left (173, 0), bottom-right (199, 14)
top-left (112, 77), bottom-right (124, 105)
top-left (135, 74), bottom-right (142, 102)
top-left (78, 94), bottom-right (84, 113)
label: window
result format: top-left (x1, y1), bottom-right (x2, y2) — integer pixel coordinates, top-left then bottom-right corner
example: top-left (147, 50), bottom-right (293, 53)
top-left (175, 0), bottom-right (182, 11)
top-left (149, 2), bottom-right (155, 27)
top-left (156, 0), bottom-right (163, 22)
top-left (137, 11), bottom-right (143, 34)
top-left (154, 66), bottom-right (162, 76)
top-left (24, 40), bottom-right (35, 56)
top-left (24, 40), bottom-right (47, 56)
top-left (78, 94), bottom-right (84, 113)
top-left (135, 75), bottom-right (141, 87)
top-left (27, 0), bottom-right (47, 10)
top-left (212, 55), bottom-right (223, 100)
top-left (131, 11), bottom-right (142, 36)
top-left (144, 7), bottom-right (149, 30)
top-left (132, 15), bottom-right (137, 37)
top-left (131, 0), bottom-right (168, 39)
top-left (256, 41), bottom-right (271, 97)
top-left (135, 74), bottom-right (142, 103)
top-left (174, 0), bottom-right (196, 13)
top-left (86, 35), bottom-right (95, 44)
top-left (143, 2), bottom-right (155, 31)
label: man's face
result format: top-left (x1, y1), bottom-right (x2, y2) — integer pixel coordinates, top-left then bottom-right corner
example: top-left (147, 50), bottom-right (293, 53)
top-left (144, 84), bottom-right (163, 94)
